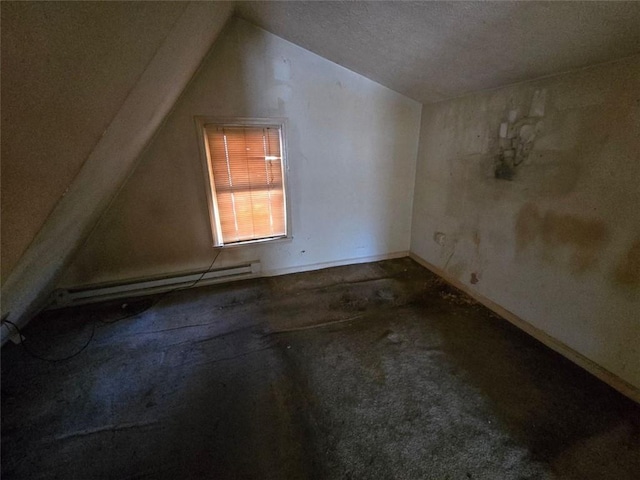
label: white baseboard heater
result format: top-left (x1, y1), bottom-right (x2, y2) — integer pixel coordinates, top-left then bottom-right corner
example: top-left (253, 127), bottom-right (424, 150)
top-left (49, 261), bottom-right (261, 309)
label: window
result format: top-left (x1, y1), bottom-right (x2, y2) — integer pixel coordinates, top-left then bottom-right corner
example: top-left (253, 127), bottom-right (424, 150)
top-left (196, 118), bottom-right (290, 247)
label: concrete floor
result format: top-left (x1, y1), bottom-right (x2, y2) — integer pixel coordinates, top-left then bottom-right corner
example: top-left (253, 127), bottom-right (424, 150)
top-left (2, 258), bottom-right (639, 479)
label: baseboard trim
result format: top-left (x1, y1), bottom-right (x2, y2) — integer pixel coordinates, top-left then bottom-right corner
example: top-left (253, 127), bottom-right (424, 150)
top-left (261, 251), bottom-right (410, 277)
top-left (49, 262), bottom-right (261, 309)
top-left (409, 252), bottom-right (640, 404)
top-left (49, 252), bottom-right (409, 308)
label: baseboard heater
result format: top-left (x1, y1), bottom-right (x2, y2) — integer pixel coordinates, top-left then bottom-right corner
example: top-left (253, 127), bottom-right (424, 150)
top-left (49, 261), bottom-right (261, 309)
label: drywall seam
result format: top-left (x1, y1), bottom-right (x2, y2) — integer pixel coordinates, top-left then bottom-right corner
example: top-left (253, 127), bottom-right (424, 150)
top-left (409, 252), bottom-right (640, 405)
top-left (0, 2), bottom-right (234, 345)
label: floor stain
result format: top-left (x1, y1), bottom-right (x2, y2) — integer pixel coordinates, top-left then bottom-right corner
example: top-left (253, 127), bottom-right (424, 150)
top-left (2, 258), bottom-right (638, 480)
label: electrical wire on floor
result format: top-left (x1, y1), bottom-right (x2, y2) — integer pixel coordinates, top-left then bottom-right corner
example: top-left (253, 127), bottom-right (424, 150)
top-left (2, 318), bottom-right (95, 362)
top-left (1, 250), bottom-right (222, 362)
top-left (100, 249), bottom-right (222, 324)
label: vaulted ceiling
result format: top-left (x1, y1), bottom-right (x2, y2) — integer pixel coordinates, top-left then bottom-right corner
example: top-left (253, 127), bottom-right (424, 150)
top-left (1, 1), bottom-right (188, 278)
top-left (237, 1), bottom-right (640, 103)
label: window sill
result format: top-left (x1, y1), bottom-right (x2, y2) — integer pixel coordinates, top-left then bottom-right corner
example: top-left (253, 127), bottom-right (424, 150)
top-left (216, 235), bottom-right (292, 249)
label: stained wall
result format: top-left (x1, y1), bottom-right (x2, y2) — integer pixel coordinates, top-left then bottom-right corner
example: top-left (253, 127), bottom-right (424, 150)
top-left (410, 56), bottom-right (640, 388)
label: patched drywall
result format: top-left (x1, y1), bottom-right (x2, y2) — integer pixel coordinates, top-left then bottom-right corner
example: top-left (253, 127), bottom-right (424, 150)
top-left (59, 19), bottom-right (421, 287)
top-left (410, 56), bottom-right (640, 389)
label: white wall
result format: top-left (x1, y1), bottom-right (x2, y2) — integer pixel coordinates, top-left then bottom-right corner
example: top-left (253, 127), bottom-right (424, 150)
top-left (59, 18), bottom-right (421, 287)
top-left (411, 56), bottom-right (640, 390)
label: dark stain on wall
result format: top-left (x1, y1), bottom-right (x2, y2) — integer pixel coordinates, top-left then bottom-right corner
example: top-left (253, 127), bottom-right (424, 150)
top-left (519, 154), bottom-right (582, 198)
top-left (613, 238), bottom-right (640, 288)
top-left (448, 262), bottom-right (465, 280)
top-left (472, 231), bottom-right (481, 249)
top-left (470, 272), bottom-right (479, 284)
top-left (515, 203), bottom-right (609, 274)
top-left (515, 203), bottom-right (542, 251)
top-left (541, 211), bottom-right (609, 273)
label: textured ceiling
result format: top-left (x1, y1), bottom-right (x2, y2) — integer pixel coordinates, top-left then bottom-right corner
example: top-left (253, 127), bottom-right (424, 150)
top-left (236, 1), bottom-right (640, 103)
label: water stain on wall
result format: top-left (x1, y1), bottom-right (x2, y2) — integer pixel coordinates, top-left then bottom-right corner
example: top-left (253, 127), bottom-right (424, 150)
top-left (515, 203), bottom-right (542, 250)
top-left (613, 238), bottom-right (640, 288)
top-left (472, 231), bottom-right (481, 249)
top-left (516, 203), bottom-right (609, 274)
top-left (448, 262), bottom-right (466, 280)
top-left (515, 152), bottom-right (582, 198)
top-left (433, 232), bottom-right (447, 246)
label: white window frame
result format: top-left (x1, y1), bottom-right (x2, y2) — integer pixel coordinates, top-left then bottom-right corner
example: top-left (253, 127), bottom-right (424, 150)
top-left (195, 117), bottom-right (292, 248)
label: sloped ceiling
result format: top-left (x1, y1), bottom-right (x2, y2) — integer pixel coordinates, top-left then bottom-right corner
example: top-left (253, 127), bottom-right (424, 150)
top-left (1, 1), bottom-right (188, 280)
top-left (236, 1), bottom-right (640, 103)
top-left (1, 1), bottom-right (233, 338)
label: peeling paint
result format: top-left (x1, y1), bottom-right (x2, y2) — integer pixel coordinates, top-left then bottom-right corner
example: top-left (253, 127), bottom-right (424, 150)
top-left (494, 90), bottom-right (546, 180)
top-left (411, 56), bottom-right (640, 391)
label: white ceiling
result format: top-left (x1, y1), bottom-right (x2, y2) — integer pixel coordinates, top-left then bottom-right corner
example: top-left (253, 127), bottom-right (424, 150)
top-left (236, 1), bottom-right (640, 103)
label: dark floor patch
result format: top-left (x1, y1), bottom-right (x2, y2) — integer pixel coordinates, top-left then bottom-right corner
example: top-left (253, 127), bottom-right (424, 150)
top-left (2, 258), bottom-right (639, 479)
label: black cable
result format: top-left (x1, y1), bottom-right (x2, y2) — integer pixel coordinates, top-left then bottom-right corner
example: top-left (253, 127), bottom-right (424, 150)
top-left (164, 249), bottom-right (223, 295)
top-left (2, 250), bottom-right (222, 361)
top-left (98, 249), bottom-right (222, 324)
top-left (96, 298), bottom-right (158, 325)
top-left (2, 319), bottom-right (95, 362)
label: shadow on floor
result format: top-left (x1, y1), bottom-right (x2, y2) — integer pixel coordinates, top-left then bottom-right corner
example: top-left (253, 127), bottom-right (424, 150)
top-left (2, 258), bottom-right (639, 479)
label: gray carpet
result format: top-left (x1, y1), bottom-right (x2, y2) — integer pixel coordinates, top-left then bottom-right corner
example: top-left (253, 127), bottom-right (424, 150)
top-left (2, 258), bottom-right (639, 479)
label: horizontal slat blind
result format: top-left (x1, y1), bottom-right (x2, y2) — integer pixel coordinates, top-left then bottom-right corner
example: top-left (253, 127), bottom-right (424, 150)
top-left (206, 125), bottom-right (286, 244)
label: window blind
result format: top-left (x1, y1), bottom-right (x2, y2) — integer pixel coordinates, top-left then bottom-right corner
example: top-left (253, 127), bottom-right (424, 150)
top-left (205, 125), bottom-right (286, 245)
